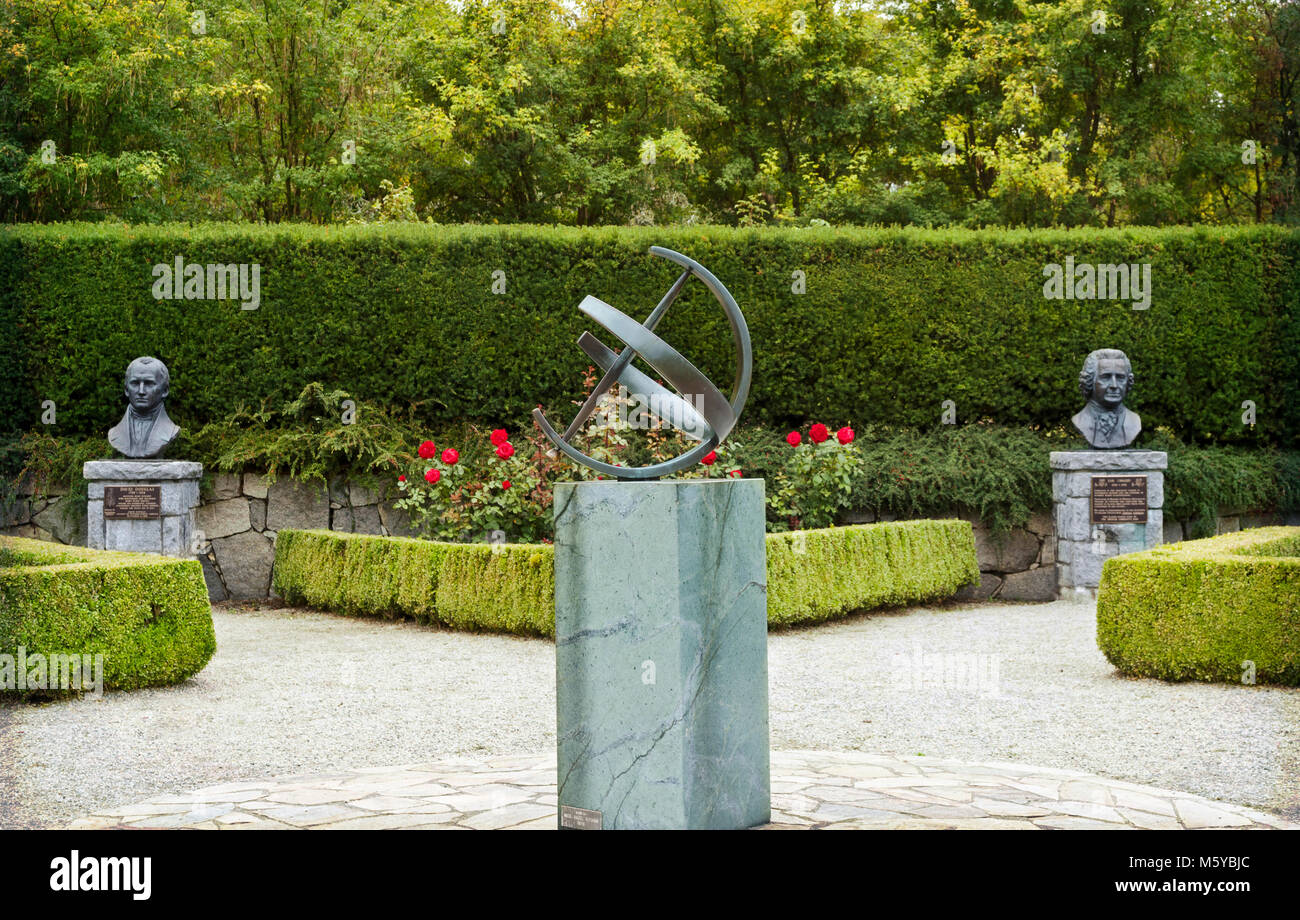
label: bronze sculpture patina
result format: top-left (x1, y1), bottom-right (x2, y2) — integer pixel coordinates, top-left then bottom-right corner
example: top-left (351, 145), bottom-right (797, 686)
top-left (107, 356), bottom-right (181, 459)
top-left (1072, 348), bottom-right (1141, 449)
top-left (534, 247), bottom-right (752, 479)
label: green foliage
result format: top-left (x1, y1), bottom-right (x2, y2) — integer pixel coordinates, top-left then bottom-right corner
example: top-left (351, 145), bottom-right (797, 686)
top-left (0, 536), bottom-right (216, 695)
top-left (765, 520), bottom-right (979, 628)
top-left (4, 1), bottom-right (1296, 226)
top-left (435, 544), bottom-right (556, 637)
top-left (184, 383), bottom-right (420, 483)
top-left (271, 519), bottom-right (978, 636)
top-left (1097, 527), bottom-right (1300, 685)
top-left (4, 223), bottom-right (1298, 449)
top-left (272, 530), bottom-right (448, 623)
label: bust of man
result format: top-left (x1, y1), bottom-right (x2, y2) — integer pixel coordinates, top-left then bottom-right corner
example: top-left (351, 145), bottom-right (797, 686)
top-left (1072, 348), bottom-right (1141, 449)
top-left (107, 356), bottom-right (181, 459)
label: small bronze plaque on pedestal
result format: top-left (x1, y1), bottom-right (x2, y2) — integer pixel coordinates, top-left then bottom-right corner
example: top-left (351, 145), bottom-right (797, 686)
top-left (104, 485), bottom-right (162, 520)
top-left (1090, 476), bottom-right (1147, 524)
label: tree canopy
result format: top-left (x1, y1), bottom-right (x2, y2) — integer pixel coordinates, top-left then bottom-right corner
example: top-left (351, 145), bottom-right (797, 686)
top-left (1, 0), bottom-right (1295, 226)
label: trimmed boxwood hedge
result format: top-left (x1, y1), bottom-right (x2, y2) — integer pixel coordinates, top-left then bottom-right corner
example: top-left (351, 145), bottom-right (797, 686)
top-left (2, 223), bottom-right (1297, 446)
top-left (1097, 527), bottom-right (1300, 685)
top-left (272, 518), bottom-right (978, 636)
top-left (0, 536), bottom-right (216, 694)
top-left (766, 520), bottom-right (979, 627)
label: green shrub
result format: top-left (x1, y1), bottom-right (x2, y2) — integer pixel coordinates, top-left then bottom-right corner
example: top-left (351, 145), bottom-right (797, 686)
top-left (766, 519), bottom-right (979, 627)
top-left (271, 529), bottom-right (449, 623)
top-left (2, 223), bottom-right (1297, 446)
top-left (0, 536), bottom-right (215, 694)
top-left (1096, 527), bottom-right (1300, 685)
top-left (272, 518), bottom-right (978, 635)
top-left (435, 544), bottom-right (556, 636)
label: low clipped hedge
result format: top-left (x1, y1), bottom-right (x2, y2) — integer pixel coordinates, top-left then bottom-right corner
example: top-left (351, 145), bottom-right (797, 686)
top-left (272, 519), bottom-right (978, 636)
top-left (1097, 527), bottom-right (1300, 685)
top-left (766, 520), bottom-right (979, 627)
top-left (272, 530), bottom-right (450, 623)
top-left (0, 536), bottom-right (216, 694)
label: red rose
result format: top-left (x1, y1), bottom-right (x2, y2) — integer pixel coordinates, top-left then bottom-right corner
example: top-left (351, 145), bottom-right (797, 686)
top-left (701, 450), bottom-right (717, 466)
top-left (418, 440), bottom-right (436, 459)
top-left (728, 469), bottom-right (742, 478)
top-left (424, 468), bottom-right (441, 484)
top-left (809, 423), bottom-right (829, 444)
top-left (398, 475), bottom-right (407, 483)
top-left (786, 430), bottom-right (801, 446)
top-left (837, 426), bottom-right (855, 445)
top-left (490, 428), bottom-right (509, 446)
top-left (496, 442), bottom-right (515, 459)
top-left (502, 480), bottom-right (511, 489)
top-left (441, 448), bottom-right (459, 465)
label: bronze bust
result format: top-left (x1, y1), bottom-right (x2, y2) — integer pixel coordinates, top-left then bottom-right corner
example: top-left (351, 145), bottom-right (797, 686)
top-left (1072, 348), bottom-right (1141, 449)
top-left (108, 356), bottom-right (181, 459)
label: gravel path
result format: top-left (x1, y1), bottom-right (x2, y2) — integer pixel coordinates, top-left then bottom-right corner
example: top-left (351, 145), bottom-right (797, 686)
top-left (2, 599), bottom-right (1296, 828)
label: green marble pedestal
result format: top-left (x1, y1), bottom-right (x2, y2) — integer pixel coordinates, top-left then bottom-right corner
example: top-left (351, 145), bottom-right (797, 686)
top-left (554, 479), bottom-right (770, 830)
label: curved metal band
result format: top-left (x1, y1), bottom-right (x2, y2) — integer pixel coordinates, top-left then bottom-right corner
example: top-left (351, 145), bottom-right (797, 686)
top-left (577, 331), bottom-right (712, 441)
top-left (578, 296), bottom-right (736, 441)
top-left (532, 246), bottom-right (752, 480)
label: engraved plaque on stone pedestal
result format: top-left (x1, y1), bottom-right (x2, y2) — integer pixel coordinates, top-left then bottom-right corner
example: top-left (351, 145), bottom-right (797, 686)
top-left (104, 485), bottom-right (163, 520)
top-left (1090, 476), bottom-right (1148, 524)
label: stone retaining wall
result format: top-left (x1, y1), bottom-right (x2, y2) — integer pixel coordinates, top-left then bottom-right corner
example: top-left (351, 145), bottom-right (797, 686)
top-left (4, 474), bottom-right (1297, 603)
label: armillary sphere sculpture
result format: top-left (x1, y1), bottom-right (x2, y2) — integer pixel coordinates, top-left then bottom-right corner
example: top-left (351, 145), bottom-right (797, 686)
top-left (532, 246), bottom-right (752, 480)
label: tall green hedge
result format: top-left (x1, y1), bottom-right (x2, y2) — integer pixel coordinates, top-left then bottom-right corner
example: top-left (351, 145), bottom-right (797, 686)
top-left (1096, 527), bottom-right (1300, 685)
top-left (2, 224), bottom-right (1297, 446)
top-left (0, 536), bottom-right (216, 694)
top-left (271, 518), bottom-right (978, 636)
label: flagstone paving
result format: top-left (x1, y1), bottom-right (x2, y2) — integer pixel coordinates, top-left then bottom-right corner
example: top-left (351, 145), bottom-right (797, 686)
top-left (69, 751), bottom-right (1296, 830)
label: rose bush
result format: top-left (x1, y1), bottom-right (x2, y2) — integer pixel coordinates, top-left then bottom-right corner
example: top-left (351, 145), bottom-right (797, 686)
top-left (769, 422), bottom-right (862, 530)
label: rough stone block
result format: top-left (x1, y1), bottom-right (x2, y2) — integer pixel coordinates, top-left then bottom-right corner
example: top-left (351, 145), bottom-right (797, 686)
top-left (160, 479), bottom-right (201, 516)
top-left (1026, 511), bottom-right (1054, 536)
top-left (161, 515), bottom-right (191, 559)
top-left (349, 482), bottom-right (383, 507)
top-left (1241, 512), bottom-right (1279, 530)
top-left (249, 498), bottom-right (267, 532)
top-left (1049, 450), bottom-right (1168, 472)
top-left (242, 473), bottom-right (269, 499)
top-left (32, 496), bottom-right (86, 546)
top-left (105, 517), bottom-right (163, 554)
top-left (974, 526), bottom-right (1038, 573)
top-left (1000, 565), bottom-right (1058, 602)
top-left (86, 500), bottom-right (103, 549)
top-left (266, 479), bottom-right (329, 532)
top-left (837, 509), bottom-right (876, 525)
top-left (1217, 515), bottom-right (1241, 534)
top-left (211, 531), bottom-right (275, 599)
top-left (205, 472), bottom-right (242, 501)
top-left (84, 460), bottom-right (203, 480)
top-left (379, 502), bottom-right (418, 538)
top-left (555, 479), bottom-right (770, 830)
top-left (197, 498), bottom-right (252, 540)
top-left (1163, 518), bottom-right (1183, 544)
top-left (352, 504), bottom-right (383, 534)
top-left (953, 571), bottom-right (1002, 602)
top-left (200, 554), bottom-right (228, 603)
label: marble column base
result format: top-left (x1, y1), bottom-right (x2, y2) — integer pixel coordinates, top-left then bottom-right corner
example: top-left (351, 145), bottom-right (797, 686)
top-left (84, 460), bottom-right (203, 558)
top-left (554, 478), bottom-right (770, 830)
top-left (1050, 450), bottom-right (1166, 596)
